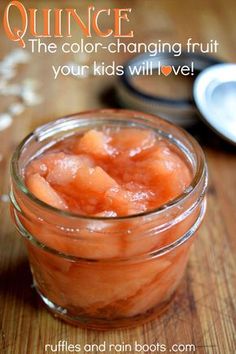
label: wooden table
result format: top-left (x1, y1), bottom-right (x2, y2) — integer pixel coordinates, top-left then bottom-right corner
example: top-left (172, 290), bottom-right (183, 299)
top-left (0, 1), bottom-right (235, 353)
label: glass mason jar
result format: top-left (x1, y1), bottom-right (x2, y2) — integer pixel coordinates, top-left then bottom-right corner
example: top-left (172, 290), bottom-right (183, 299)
top-left (10, 109), bottom-right (207, 329)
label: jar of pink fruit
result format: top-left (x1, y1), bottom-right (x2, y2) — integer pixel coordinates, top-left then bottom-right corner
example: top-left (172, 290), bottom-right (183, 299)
top-left (10, 109), bottom-right (207, 329)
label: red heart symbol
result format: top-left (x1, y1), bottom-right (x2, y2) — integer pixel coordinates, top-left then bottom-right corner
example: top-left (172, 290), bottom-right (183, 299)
top-left (161, 65), bottom-right (172, 76)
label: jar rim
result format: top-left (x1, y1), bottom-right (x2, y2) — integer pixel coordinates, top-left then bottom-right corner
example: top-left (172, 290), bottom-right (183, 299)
top-left (11, 109), bottom-right (207, 221)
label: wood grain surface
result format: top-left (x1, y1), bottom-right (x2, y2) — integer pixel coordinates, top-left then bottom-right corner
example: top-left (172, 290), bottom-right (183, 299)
top-left (0, 1), bottom-right (235, 353)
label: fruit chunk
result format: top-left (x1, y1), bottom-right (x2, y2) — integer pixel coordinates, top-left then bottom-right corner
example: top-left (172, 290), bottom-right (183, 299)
top-left (75, 129), bottom-right (112, 158)
top-left (136, 145), bottom-right (192, 204)
top-left (46, 154), bottom-right (94, 185)
top-left (25, 157), bottom-right (49, 177)
top-left (26, 152), bottom-right (94, 186)
top-left (104, 187), bottom-right (147, 215)
top-left (26, 173), bottom-right (68, 210)
top-left (75, 166), bottom-right (118, 194)
top-left (111, 128), bottom-right (155, 157)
